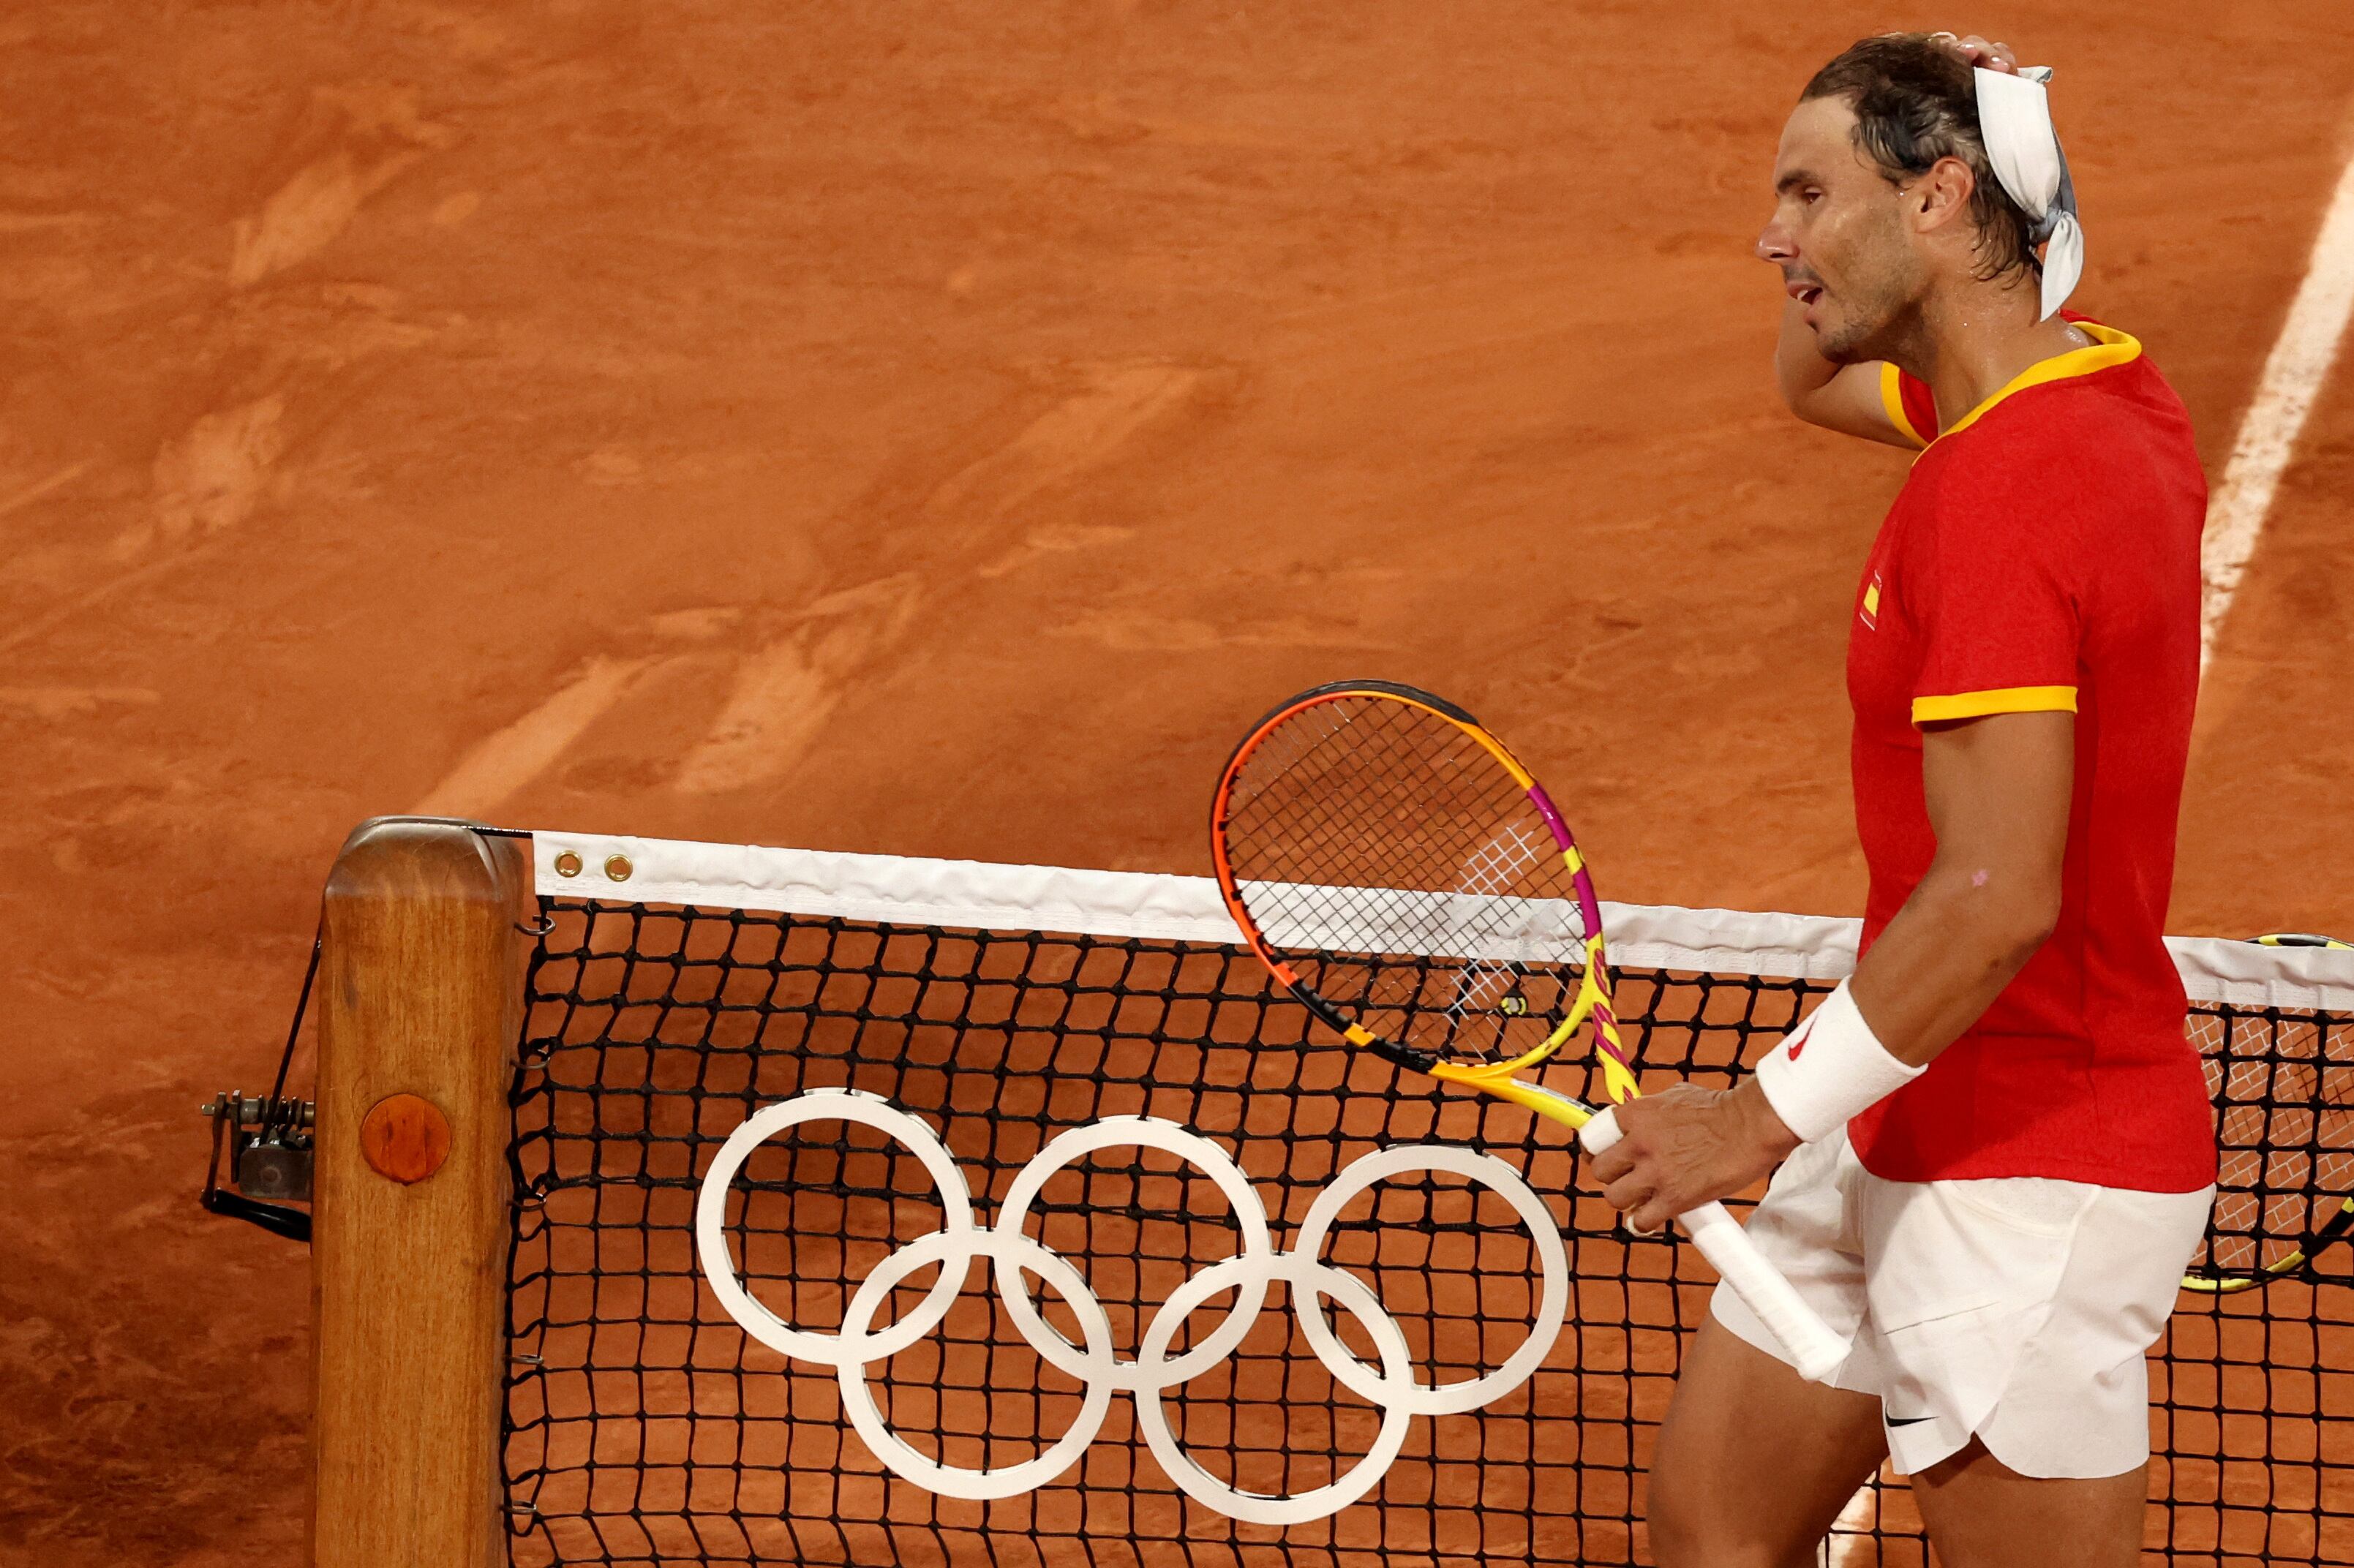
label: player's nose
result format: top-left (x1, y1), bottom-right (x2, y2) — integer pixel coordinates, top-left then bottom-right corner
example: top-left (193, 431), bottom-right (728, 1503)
top-left (1756, 222), bottom-right (1795, 265)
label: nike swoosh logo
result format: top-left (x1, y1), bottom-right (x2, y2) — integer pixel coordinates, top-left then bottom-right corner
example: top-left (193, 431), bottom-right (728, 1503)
top-left (1786, 1018), bottom-right (1817, 1061)
top-left (1884, 1414), bottom-right (1934, 1428)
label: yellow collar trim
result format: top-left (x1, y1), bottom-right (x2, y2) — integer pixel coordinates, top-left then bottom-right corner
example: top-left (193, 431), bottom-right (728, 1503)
top-left (1925, 322), bottom-right (2142, 448)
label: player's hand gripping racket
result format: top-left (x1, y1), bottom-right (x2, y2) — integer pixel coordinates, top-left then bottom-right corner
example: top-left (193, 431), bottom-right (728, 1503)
top-left (1211, 679), bottom-right (1848, 1382)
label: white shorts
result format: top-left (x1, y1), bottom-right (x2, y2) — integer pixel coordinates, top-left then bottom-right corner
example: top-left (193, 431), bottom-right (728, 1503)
top-left (1710, 1131), bottom-right (2214, 1479)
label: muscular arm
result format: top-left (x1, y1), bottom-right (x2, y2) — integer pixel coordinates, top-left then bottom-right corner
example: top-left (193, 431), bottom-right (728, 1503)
top-left (1592, 710), bottom-right (2072, 1229)
top-left (1775, 298), bottom-right (1922, 450)
top-left (1849, 710), bottom-right (2071, 1061)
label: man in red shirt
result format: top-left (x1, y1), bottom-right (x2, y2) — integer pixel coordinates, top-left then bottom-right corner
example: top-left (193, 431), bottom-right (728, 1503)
top-left (1590, 31), bottom-right (2216, 1568)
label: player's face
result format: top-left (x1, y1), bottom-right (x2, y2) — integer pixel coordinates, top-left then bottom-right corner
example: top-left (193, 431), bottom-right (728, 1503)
top-left (1758, 97), bottom-right (1922, 363)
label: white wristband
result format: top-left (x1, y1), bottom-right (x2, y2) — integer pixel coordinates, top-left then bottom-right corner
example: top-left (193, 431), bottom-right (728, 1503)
top-left (1753, 980), bottom-right (1922, 1144)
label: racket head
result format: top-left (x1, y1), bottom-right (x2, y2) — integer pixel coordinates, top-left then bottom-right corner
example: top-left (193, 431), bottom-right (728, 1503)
top-left (1210, 680), bottom-right (1613, 1077)
top-left (2185, 931), bottom-right (2354, 1293)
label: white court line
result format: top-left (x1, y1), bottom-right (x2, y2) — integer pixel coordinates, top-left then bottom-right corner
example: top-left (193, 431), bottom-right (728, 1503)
top-left (2199, 150), bottom-right (2354, 672)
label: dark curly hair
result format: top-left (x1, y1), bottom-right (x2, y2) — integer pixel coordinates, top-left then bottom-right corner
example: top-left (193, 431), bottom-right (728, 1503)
top-left (1802, 34), bottom-right (2040, 284)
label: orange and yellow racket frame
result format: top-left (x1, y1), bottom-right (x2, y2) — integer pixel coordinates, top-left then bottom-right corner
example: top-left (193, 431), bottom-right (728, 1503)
top-left (1208, 679), bottom-right (1638, 1126)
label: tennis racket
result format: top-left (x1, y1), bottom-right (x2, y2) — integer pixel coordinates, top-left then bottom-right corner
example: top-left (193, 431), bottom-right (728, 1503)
top-left (2186, 931), bottom-right (2354, 1294)
top-left (1210, 679), bottom-right (1848, 1381)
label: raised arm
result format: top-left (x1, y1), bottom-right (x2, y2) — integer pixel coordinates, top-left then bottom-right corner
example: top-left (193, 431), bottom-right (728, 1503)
top-left (1775, 297), bottom-right (1921, 448)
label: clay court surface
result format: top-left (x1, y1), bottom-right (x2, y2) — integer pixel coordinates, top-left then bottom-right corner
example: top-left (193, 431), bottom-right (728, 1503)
top-left (5, 3), bottom-right (2353, 1564)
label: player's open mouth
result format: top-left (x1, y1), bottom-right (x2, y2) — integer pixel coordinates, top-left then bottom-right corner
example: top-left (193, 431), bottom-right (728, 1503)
top-left (1787, 282), bottom-right (1825, 306)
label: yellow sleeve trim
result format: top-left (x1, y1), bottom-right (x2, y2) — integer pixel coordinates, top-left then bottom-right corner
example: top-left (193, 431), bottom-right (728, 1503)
top-left (1878, 361), bottom-right (1930, 448)
top-left (1912, 685), bottom-right (2079, 724)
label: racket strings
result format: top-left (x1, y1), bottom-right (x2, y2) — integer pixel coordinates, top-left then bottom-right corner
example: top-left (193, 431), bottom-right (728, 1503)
top-left (2197, 1009), bottom-right (2354, 1283)
top-left (1432, 824), bottom-right (1565, 1029)
top-left (1220, 693), bottom-right (1590, 1066)
top-left (1225, 701), bottom-right (1554, 916)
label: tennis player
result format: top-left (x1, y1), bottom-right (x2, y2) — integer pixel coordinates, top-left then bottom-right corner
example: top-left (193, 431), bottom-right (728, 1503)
top-left (1588, 31), bottom-right (2218, 1568)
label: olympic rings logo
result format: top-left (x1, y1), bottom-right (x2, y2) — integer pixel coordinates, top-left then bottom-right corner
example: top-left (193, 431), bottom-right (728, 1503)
top-left (694, 1087), bottom-right (1569, 1526)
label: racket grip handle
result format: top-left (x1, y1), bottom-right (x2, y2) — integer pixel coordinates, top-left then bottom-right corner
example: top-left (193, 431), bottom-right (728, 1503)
top-left (1575, 1105), bottom-right (1625, 1153)
top-left (1575, 1109), bottom-right (1849, 1384)
top-left (1677, 1202), bottom-right (1849, 1382)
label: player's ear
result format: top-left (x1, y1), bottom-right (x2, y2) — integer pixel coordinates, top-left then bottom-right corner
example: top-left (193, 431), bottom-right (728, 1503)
top-left (1907, 155), bottom-right (1979, 236)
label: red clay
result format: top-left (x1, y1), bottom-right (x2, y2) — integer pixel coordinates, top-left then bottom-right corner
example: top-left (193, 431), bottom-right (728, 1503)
top-left (4, 4), bottom-right (2351, 1564)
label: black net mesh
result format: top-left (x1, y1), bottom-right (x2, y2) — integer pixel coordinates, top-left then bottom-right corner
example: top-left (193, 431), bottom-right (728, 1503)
top-left (500, 894), bottom-right (2354, 1568)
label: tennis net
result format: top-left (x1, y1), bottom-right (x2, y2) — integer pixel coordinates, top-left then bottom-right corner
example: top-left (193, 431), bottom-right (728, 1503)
top-left (501, 831), bottom-right (2354, 1568)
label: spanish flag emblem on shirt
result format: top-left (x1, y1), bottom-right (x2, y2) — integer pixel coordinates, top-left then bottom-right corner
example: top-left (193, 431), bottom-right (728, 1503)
top-left (1861, 571), bottom-right (1884, 630)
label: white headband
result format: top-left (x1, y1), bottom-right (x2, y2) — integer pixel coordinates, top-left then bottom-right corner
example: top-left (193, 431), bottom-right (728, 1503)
top-left (1974, 65), bottom-right (2082, 320)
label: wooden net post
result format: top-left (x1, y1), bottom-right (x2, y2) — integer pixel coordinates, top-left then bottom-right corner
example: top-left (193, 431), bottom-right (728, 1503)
top-left (309, 818), bottom-right (531, 1568)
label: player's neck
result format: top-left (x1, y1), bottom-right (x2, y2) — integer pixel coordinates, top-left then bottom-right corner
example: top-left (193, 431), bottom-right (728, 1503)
top-left (1887, 281), bottom-right (2094, 431)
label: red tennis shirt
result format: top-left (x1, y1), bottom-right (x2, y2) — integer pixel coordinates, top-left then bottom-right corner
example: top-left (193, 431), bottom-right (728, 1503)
top-left (1840, 317), bottom-right (2217, 1191)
